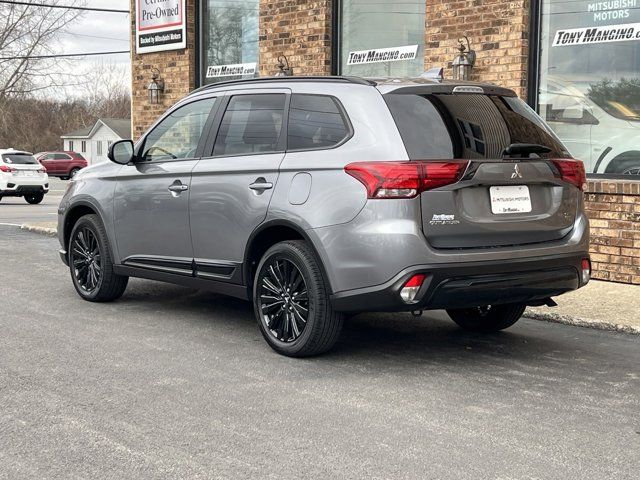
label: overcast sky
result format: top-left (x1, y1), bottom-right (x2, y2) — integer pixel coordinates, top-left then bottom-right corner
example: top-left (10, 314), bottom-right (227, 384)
top-left (55, 0), bottom-right (131, 87)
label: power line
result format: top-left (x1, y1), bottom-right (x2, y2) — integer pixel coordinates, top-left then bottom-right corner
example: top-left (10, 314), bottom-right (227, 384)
top-left (64, 32), bottom-right (129, 42)
top-left (0, 50), bottom-right (130, 60)
top-left (0, 1), bottom-right (129, 14)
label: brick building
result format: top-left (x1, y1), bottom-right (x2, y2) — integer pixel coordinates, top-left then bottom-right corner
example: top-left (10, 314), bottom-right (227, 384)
top-left (130, 0), bottom-right (640, 284)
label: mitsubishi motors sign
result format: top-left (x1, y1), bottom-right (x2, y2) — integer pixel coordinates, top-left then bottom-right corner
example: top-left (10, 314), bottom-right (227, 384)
top-left (135, 0), bottom-right (186, 54)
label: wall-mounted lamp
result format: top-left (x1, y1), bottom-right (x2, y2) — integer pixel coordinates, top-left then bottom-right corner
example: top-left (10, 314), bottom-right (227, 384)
top-left (147, 67), bottom-right (165, 104)
top-left (452, 36), bottom-right (476, 81)
top-left (275, 55), bottom-right (294, 77)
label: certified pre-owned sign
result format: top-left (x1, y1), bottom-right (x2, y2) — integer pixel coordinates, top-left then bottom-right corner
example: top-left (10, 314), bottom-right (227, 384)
top-left (206, 63), bottom-right (257, 78)
top-left (553, 22), bottom-right (640, 47)
top-left (135, 0), bottom-right (186, 54)
top-left (346, 45), bottom-right (418, 66)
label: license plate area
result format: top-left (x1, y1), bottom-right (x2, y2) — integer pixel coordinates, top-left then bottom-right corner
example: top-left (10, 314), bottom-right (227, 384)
top-left (489, 185), bottom-right (532, 214)
top-left (15, 170), bottom-right (37, 177)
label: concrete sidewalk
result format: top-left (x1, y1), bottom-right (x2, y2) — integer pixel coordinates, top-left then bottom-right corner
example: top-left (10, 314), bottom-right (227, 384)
top-left (21, 221), bottom-right (639, 334)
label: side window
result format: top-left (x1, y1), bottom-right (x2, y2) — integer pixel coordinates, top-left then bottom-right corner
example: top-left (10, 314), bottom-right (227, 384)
top-left (143, 98), bottom-right (216, 161)
top-left (54, 153), bottom-right (71, 160)
top-left (213, 94), bottom-right (285, 156)
top-left (287, 94), bottom-right (351, 150)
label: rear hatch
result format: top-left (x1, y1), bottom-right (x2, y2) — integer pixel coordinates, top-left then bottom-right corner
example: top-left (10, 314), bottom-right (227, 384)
top-left (1, 152), bottom-right (44, 177)
top-left (384, 88), bottom-right (581, 249)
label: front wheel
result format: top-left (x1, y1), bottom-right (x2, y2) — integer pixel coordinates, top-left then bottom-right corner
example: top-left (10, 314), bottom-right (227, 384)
top-left (253, 240), bottom-right (344, 357)
top-left (69, 214), bottom-right (128, 302)
top-left (25, 193), bottom-right (44, 204)
top-left (447, 303), bottom-right (526, 333)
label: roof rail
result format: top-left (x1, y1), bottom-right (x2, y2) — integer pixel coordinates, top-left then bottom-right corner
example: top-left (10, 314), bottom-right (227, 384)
top-left (191, 75), bottom-right (376, 94)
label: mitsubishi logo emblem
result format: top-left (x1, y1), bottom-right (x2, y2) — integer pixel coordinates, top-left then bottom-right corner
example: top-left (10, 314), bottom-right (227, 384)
top-left (511, 164), bottom-right (523, 179)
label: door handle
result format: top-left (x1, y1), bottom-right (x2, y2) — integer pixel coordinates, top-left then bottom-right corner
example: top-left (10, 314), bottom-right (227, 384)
top-left (249, 179), bottom-right (273, 191)
top-left (168, 181), bottom-right (189, 197)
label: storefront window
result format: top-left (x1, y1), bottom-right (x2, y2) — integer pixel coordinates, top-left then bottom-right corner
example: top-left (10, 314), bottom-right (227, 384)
top-left (201, 0), bottom-right (259, 85)
top-left (339, 0), bottom-right (426, 77)
top-left (537, 0), bottom-right (640, 175)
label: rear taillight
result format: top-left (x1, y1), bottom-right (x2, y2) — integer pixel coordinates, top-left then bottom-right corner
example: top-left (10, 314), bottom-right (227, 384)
top-left (552, 159), bottom-right (586, 191)
top-left (581, 258), bottom-right (591, 285)
top-left (400, 274), bottom-right (427, 303)
top-left (0, 165), bottom-right (16, 173)
top-left (345, 161), bottom-right (469, 199)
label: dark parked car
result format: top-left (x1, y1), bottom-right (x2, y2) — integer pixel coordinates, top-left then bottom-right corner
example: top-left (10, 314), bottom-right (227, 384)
top-left (36, 151), bottom-right (87, 180)
top-left (58, 76), bottom-right (591, 357)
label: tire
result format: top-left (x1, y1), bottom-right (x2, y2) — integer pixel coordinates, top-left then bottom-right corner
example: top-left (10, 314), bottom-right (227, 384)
top-left (69, 168), bottom-right (80, 178)
top-left (61, 177), bottom-right (69, 181)
top-left (24, 193), bottom-right (44, 204)
top-left (446, 303), bottom-right (526, 333)
top-left (253, 240), bottom-right (344, 357)
top-left (69, 214), bottom-right (128, 302)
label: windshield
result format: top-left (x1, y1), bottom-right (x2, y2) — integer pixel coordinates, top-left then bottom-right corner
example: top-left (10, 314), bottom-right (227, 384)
top-left (2, 153), bottom-right (38, 164)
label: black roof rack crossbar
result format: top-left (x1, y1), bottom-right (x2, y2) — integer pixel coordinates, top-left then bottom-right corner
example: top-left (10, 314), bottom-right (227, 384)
top-left (191, 75), bottom-right (376, 94)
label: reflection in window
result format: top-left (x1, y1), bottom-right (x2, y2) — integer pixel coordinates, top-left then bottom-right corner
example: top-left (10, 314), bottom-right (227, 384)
top-left (537, 0), bottom-right (640, 174)
top-left (214, 94), bottom-right (285, 156)
top-left (287, 95), bottom-right (350, 150)
top-left (340, 0), bottom-right (425, 77)
top-left (142, 99), bottom-right (215, 161)
top-left (202, 0), bottom-right (259, 85)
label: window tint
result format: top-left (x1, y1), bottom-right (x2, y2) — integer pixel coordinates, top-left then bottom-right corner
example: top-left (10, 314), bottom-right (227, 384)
top-left (287, 94), bottom-right (350, 150)
top-left (385, 93), bottom-right (567, 160)
top-left (54, 153), bottom-right (70, 160)
top-left (384, 94), bottom-right (454, 159)
top-left (143, 98), bottom-right (216, 161)
top-left (2, 153), bottom-right (37, 164)
top-left (213, 94), bottom-right (285, 156)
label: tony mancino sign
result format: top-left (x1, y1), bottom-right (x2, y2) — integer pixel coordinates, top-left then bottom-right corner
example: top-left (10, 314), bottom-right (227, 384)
top-left (553, 22), bottom-right (640, 46)
top-left (346, 45), bottom-right (418, 65)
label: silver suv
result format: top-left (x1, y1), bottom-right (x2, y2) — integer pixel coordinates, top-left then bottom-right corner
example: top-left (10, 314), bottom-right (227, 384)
top-left (58, 76), bottom-right (591, 357)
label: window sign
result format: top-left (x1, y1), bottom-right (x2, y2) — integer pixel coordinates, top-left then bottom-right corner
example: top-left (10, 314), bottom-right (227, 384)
top-left (202, 0), bottom-right (259, 85)
top-left (340, 0), bottom-right (426, 77)
top-left (538, 0), bottom-right (640, 176)
top-left (135, 0), bottom-right (187, 54)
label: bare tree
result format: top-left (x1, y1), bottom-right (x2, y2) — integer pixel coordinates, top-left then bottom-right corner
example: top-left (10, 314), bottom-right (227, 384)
top-left (0, 0), bottom-right (85, 99)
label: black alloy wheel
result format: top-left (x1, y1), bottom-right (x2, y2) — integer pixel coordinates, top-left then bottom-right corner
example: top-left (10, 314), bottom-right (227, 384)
top-left (68, 214), bottom-right (128, 302)
top-left (71, 226), bottom-right (102, 293)
top-left (258, 258), bottom-right (309, 343)
top-left (253, 240), bottom-right (343, 357)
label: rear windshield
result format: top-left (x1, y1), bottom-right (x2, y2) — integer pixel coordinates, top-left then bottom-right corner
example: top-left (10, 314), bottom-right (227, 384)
top-left (384, 93), bottom-right (568, 160)
top-left (2, 153), bottom-right (37, 164)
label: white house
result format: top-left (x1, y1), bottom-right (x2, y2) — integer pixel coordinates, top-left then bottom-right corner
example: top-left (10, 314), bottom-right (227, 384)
top-left (60, 118), bottom-right (131, 165)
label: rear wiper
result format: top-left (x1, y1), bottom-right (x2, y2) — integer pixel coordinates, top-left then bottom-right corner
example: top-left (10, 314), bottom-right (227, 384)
top-left (502, 143), bottom-right (552, 157)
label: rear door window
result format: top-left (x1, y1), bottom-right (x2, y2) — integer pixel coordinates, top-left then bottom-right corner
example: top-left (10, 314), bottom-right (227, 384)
top-left (213, 94), bottom-right (286, 156)
top-left (287, 94), bottom-right (351, 150)
top-left (385, 93), bottom-right (567, 159)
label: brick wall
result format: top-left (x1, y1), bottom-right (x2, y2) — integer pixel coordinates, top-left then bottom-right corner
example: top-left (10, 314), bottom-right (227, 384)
top-left (585, 181), bottom-right (640, 285)
top-left (258, 0), bottom-right (333, 77)
top-left (129, 0), bottom-right (197, 140)
top-left (425, 0), bottom-right (530, 99)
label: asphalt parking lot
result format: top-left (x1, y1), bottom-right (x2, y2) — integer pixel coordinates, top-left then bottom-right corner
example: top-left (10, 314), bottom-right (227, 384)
top-left (0, 177), bottom-right (66, 225)
top-left (1, 226), bottom-right (639, 479)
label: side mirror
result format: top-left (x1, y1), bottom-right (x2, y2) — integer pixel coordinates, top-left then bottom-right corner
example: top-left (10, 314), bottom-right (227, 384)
top-left (108, 140), bottom-right (135, 165)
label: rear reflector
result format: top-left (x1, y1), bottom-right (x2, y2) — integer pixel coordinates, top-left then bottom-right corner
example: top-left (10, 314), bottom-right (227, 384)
top-left (581, 258), bottom-right (591, 285)
top-left (345, 161), bottom-right (469, 199)
top-left (400, 274), bottom-right (426, 304)
top-left (552, 159), bottom-right (586, 191)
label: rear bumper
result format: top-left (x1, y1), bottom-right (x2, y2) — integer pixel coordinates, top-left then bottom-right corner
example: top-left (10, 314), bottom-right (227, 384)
top-left (330, 253), bottom-right (588, 313)
top-left (0, 184), bottom-right (49, 196)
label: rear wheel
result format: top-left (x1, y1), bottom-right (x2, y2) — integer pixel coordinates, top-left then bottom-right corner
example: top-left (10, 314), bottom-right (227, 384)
top-left (253, 240), bottom-right (343, 357)
top-left (69, 168), bottom-right (80, 178)
top-left (69, 214), bottom-right (128, 302)
top-left (25, 193), bottom-right (44, 204)
top-left (447, 303), bottom-right (526, 333)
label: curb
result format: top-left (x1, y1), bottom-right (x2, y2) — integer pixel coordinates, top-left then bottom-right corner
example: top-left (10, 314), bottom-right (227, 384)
top-left (20, 224), bottom-right (58, 237)
top-left (525, 309), bottom-right (640, 335)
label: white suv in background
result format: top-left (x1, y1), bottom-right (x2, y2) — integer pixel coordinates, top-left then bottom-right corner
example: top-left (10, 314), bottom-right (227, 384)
top-left (540, 77), bottom-right (640, 175)
top-left (0, 148), bottom-right (49, 204)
